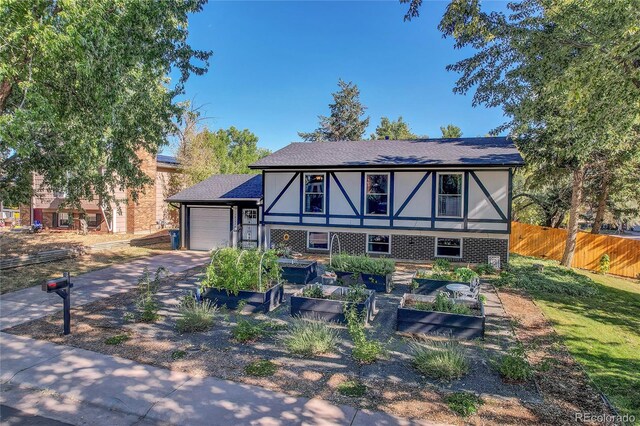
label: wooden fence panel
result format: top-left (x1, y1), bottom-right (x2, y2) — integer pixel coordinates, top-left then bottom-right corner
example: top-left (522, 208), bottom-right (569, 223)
top-left (509, 222), bottom-right (640, 279)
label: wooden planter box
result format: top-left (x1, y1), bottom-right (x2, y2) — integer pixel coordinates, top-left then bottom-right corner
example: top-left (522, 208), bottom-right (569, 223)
top-left (278, 259), bottom-right (318, 285)
top-left (202, 282), bottom-right (284, 313)
top-left (396, 293), bottom-right (485, 339)
top-left (333, 270), bottom-right (392, 293)
top-left (290, 285), bottom-right (376, 324)
top-left (411, 274), bottom-right (466, 295)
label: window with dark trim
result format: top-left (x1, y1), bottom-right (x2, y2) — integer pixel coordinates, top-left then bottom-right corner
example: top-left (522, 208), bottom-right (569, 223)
top-left (307, 231), bottom-right (329, 250)
top-left (435, 237), bottom-right (462, 258)
top-left (437, 173), bottom-right (463, 217)
top-left (365, 173), bottom-right (389, 215)
top-left (367, 234), bottom-right (390, 254)
top-left (304, 174), bottom-right (325, 214)
top-left (58, 212), bottom-right (70, 227)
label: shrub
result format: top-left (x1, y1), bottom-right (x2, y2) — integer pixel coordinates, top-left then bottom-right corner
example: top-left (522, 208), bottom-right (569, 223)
top-left (454, 267), bottom-right (478, 283)
top-left (337, 380), bottom-right (367, 397)
top-left (137, 295), bottom-right (160, 323)
top-left (105, 334), bottom-right (130, 345)
top-left (327, 254), bottom-right (395, 276)
top-left (344, 304), bottom-right (383, 364)
top-left (176, 295), bottom-right (217, 333)
top-left (244, 360), bottom-right (277, 377)
top-left (599, 254), bottom-right (610, 274)
top-left (232, 319), bottom-right (277, 343)
top-left (446, 392), bottom-right (483, 417)
top-left (433, 259), bottom-right (451, 273)
top-left (411, 339), bottom-right (469, 381)
top-left (283, 318), bottom-right (339, 356)
top-left (475, 263), bottom-right (496, 276)
top-left (498, 346), bottom-right (533, 381)
top-left (133, 266), bottom-right (168, 323)
top-left (201, 248), bottom-right (282, 295)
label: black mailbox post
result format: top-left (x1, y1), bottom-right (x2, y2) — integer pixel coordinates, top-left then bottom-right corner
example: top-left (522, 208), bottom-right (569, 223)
top-left (41, 272), bottom-right (73, 335)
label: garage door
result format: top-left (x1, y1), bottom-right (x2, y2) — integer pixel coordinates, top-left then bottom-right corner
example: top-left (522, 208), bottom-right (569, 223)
top-left (189, 207), bottom-right (231, 251)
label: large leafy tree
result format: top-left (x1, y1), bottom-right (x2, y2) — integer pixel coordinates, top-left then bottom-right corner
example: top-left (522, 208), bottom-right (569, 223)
top-left (299, 79), bottom-right (370, 142)
top-left (405, 0), bottom-right (640, 266)
top-left (440, 124), bottom-right (462, 138)
top-left (0, 0), bottom-right (210, 208)
top-left (370, 116), bottom-right (422, 140)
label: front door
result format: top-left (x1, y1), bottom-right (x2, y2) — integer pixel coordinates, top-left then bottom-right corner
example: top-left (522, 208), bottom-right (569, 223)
top-left (240, 208), bottom-right (258, 249)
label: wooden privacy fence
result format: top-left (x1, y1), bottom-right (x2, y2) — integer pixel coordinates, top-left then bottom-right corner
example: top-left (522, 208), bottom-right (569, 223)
top-left (509, 222), bottom-right (640, 279)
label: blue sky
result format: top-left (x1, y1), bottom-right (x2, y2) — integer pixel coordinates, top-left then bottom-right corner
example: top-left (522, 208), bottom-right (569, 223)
top-left (170, 1), bottom-right (508, 154)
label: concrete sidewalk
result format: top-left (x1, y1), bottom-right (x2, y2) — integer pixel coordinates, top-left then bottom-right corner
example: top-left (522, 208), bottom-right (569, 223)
top-left (0, 333), bottom-right (436, 426)
top-left (0, 251), bottom-right (210, 331)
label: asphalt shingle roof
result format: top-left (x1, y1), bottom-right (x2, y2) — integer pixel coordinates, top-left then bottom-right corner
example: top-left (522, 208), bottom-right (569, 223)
top-left (157, 154), bottom-right (178, 165)
top-left (250, 137), bottom-right (524, 169)
top-left (167, 174), bottom-right (262, 203)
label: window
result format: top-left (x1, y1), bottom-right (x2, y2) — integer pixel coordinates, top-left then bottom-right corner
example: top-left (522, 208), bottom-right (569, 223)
top-left (436, 237), bottom-right (462, 258)
top-left (58, 212), bottom-right (70, 227)
top-left (304, 173), bottom-right (325, 214)
top-left (365, 173), bottom-right (389, 215)
top-left (86, 213), bottom-right (99, 227)
top-left (367, 234), bottom-right (391, 254)
top-left (437, 173), bottom-right (463, 217)
top-left (307, 231), bottom-right (329, 250)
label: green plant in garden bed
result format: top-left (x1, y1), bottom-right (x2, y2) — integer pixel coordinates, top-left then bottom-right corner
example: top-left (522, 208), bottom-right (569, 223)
top-left (301, 284), bottom-right (369, 303)
top-left (344, 303), bottom-right (383, 363)
top-left (244, 360), bottom-right (277, 377)
top-left (283, 318), bottom-right (339, 356)
top-left (176, 294), bottom-right (218, 333)
top-left (201, 248), bottom-right (282, 296)
top-left (337, 380), bottom-right (367, 397)
top-left (105, 334), bottom-right (130, 345)
top-left (446, 392), bottom-right (483, 417)
top-left (327, 254), bottom-right (395, 276)
top-left (496, 345), bottom-right (533, 381)
top-left (232, 319), bottom-right (281, 343)
top-left (408, 293), bottom-right (475, 315)
top-left (415, 266), bottom-right (478, 283)
top-left (411, 339), bottom-right (469, 381)
top-left (474, 262), bottom-right (496, 276)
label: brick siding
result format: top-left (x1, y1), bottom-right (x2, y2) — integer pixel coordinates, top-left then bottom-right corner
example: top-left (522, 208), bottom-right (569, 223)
top-left (269, 227), bottom-right (508, 265)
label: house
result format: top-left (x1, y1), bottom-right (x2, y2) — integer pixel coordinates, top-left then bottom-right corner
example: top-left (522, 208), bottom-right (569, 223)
top-left (167, 137), bottom-right (524, 264)
top-left (19, 152), bottom-right (181, 234)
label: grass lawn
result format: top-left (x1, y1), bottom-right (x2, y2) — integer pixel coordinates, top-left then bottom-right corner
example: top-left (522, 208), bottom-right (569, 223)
top-left (0, 243), bottom-right (171, 294)
top-left (500, 255), bottom-right (640, 419)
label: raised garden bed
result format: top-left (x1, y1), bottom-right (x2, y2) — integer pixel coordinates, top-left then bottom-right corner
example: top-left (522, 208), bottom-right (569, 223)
top-left (202, 282), bottom-right (284, 313)
top-left (328, 254), bottom-right (395, 293)
top-left (278, 259), bottom-right (318, 284)
top-left (397, 293), bottom-right (485, 339)
top-left (411, 274), bottom-right (467, 295)
top-left (290, 284), bottom-right (376, 324)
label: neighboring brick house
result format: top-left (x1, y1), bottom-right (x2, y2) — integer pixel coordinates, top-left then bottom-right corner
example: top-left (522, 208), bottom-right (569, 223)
top-left (19, 153), bottom-right (181, 234)
top-left (168, 137), bottom-right (524, 265)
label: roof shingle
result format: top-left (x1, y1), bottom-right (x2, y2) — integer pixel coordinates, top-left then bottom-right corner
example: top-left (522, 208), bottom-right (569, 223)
top-left (167, 174), bottom-right (262, 203)
top-left (250, 137), bottom-right (524, 169)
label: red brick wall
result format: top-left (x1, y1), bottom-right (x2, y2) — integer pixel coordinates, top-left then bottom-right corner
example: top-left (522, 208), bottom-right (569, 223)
top-left (127, 149), bottom-right (158, 233)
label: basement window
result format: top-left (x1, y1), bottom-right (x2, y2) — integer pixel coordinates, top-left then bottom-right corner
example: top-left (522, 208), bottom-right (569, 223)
top-left (435, 237), bottom-right (462, 258)
top-left (367, 234), bottom-right (391, 254)
top-left (307, 232), bottom-right (329, 250)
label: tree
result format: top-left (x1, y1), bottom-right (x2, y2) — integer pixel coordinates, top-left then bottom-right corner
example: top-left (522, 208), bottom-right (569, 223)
top-left (298, 79), bottom-right (370, 141)
top-left (406, 0), bottom-right (640, 266)
top-left (440, 124), bottom-right (462, 138)
top-left (0, 0), bottom-right (210, 209)
top-left (370, 116), bottom-right (422, 140)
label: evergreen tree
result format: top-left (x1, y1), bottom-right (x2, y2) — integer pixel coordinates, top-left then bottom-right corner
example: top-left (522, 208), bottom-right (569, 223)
top-left (370, 117), bottom-right (422, 140)
top-left (299, 79), bottom-right (370, 141)
top-left (440, 124), bottom-right (462, 138)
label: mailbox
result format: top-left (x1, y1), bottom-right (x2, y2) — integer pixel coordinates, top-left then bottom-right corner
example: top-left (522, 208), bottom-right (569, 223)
top-left (41, 272), bottom-right (73, 335)
top-left (42, 277), bottom-right (71, 293)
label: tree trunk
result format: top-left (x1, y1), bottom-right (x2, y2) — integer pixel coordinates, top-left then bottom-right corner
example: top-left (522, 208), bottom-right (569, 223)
top-left (591, 171), bottom-right (611, 234)
top-left (561, 167), bottom-right (585, 267)
top-left (0, 79), bottom-right (12, 113)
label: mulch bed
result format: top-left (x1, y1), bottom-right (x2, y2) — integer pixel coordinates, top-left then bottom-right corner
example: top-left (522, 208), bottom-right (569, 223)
top-left (497, 289), bottom-right (616, 425)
